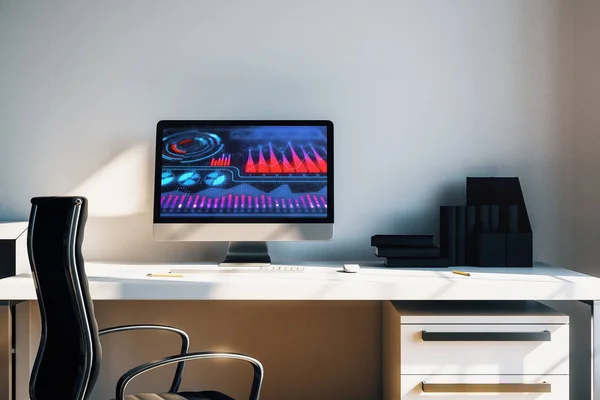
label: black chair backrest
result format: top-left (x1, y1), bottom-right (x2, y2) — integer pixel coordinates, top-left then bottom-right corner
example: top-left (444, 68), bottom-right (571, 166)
top-left (27, 196), bottom-right (101, 400)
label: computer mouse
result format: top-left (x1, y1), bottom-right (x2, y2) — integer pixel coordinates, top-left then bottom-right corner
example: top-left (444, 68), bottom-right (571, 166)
top-left (343, 264), bottom-right (360, 273)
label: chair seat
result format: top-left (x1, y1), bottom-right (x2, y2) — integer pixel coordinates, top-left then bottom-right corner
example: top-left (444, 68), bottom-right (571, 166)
top-left (121, 391), bottom-right (234, 400)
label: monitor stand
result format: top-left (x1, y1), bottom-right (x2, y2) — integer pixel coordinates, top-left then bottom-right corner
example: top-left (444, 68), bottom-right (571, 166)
top-left (219, 241), bottom-right (272, 266)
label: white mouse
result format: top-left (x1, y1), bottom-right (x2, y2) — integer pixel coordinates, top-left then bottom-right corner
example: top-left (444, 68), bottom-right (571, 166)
top-left (343, 264), bottom-right (360, 273)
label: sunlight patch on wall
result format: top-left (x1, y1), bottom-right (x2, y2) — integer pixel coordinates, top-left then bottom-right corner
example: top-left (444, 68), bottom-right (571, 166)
top-left (68, 142), bottom-right (153, 217)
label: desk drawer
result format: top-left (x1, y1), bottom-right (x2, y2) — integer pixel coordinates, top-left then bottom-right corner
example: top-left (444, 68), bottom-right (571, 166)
top-left (399, 374), bottom-right (568, 400)
top-left (400, 324), bottom-right (568, 375)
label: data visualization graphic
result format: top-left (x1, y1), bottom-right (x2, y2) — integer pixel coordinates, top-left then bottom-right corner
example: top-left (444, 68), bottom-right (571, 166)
top-left (159, 125), bottom-right (329, 219)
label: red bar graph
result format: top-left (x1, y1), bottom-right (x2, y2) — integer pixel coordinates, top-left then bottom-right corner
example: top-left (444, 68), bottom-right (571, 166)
top-left (244, 146), bottom-right (327, 174)
top-left (210, 154), bottom-right (231, 167)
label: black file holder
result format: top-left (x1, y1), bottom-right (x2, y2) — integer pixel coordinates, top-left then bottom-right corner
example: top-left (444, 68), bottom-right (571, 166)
top-left (467, 177), bottom-right (533, 267)
top-left (438, 177), bottom-right (533, 267)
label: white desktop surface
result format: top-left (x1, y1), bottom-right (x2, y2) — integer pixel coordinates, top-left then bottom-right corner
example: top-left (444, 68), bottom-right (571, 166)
top-left (2, 261), bottom-right (600, 301)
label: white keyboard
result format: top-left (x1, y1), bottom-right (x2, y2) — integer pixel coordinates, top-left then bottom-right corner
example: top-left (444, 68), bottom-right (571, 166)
top-left (257, 266), bottom-right (305, 272)
top-left (170, 265), bottom-right (305, 274)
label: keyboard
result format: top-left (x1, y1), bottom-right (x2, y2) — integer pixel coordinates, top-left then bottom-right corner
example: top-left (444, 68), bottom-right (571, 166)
top-left (170, 265), bottom-right (305, 274)
top-left (257, 266), bottom-right (305, 272)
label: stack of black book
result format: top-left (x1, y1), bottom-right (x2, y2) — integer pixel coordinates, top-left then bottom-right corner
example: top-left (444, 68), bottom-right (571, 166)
top-left (371, 235), bottom-right (448, 267)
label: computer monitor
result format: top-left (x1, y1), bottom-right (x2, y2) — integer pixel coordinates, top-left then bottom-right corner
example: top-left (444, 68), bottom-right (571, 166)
top-left (153, 120), bottom-right (334, 265)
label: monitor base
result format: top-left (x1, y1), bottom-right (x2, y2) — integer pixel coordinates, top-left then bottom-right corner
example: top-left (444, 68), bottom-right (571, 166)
top-left (219, 241), bottom-right (272, 266)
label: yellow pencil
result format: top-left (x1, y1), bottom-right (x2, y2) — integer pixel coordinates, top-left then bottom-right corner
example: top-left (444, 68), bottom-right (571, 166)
top-left (146, 273), bottom-right (183, 278)
top-left (452, 270), bottom-right (471, 277)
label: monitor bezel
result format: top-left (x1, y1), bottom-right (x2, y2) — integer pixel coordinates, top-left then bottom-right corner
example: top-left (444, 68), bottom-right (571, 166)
top-left (153, 120), bottom-right (334, 224)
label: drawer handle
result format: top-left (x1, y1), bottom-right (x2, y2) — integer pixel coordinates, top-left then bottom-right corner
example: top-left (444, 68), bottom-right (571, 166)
top-left (422, 382), bottom-right (551, 393)
top-left (421, 330), bottom-right (551, 341)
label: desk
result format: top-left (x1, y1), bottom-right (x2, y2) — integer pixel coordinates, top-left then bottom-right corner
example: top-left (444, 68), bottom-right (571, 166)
top-left (2, 262), bottom-right (600, 301)
top-left (2, 262), bottom-right (600, 399)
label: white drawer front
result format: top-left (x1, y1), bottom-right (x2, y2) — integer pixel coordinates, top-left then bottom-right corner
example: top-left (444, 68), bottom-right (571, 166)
top-left (401, 324), bottom-right (568, 375)
top-left (398, 374), bottom-right (569, 400)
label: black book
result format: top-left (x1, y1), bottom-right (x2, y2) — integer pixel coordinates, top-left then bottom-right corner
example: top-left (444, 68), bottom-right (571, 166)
top-left (465, 205), bottom-right (477, 265)
top-left (456, 206), bottom-right (466, 265)
top-left (440, 206), bottom-right (457, 266)
top-left (371, 235), bottom-right (435, 248)
top-left (375, 246), bottom-right (441, 258)
top-left (384, 257), bottom-right (449, 268)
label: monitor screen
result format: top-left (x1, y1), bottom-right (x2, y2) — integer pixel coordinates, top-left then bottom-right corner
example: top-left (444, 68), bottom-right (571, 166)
top-left (154, 120), bottom-right (333, 224)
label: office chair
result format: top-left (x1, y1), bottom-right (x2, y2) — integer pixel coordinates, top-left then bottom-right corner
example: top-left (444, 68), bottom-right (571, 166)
top-left (27, 196), bottom-right (264, 400)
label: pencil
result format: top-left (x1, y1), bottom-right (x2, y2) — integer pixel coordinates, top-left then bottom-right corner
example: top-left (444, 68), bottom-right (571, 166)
top-left (452, 270), bottom-right (471, 277)
top-left (146, 273), bottom-right (183, 278)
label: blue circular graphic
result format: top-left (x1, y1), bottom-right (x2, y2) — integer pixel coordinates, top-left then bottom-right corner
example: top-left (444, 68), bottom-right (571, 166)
top-left (161, 171), bottom-right (175, 186)
top-left (204, 171), bottom-right (226, 186)
top-left (177, 171), bottom-right (201, 186)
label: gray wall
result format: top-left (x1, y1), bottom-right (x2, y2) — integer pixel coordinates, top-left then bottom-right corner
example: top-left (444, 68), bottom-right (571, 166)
top-left (573, 0), bottom-right (600, 275)
top-left (0, 0), bottom-right (575, 265)
top-left (562, 4), bottom-right (600, 398)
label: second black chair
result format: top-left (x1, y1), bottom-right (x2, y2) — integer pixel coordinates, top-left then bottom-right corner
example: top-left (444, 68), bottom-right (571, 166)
top-left (27, 196), bottom-right (263, 400)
